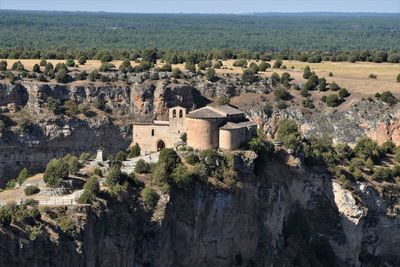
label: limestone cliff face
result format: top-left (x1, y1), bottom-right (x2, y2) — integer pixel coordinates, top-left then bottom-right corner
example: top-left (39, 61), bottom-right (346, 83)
top-left (241, 99), bottom-right (400, 146)
top-left (0, 115), bottom-right (131, 185)
top-left (0, 201), bottom-right (152, 267)
top-left (131, 81), bottom-right (197, 120)
top-left (20, 82), bottom-right (132, 116)
top-left (0, 82), bottom-right (133, 184)
top-left (2, 158), bottom-right (400, 266)
top-left (0, 82), bottom-right (28, 107)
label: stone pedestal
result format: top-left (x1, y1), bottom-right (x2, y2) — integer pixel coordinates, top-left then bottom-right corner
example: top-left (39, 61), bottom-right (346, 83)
top-left (95, 149), bottom-right (104, 162)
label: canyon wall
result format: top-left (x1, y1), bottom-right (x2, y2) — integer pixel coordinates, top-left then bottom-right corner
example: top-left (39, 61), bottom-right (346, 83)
top-left (1, 157), bottom-right (400, 266)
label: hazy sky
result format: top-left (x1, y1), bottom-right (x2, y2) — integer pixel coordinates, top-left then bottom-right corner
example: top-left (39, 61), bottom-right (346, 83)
top-left (1, 0), bottom-right (399, 13)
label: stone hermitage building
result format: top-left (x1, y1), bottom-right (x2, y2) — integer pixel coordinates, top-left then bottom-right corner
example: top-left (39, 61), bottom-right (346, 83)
top-left (133, 105), bottom-right (257, 154)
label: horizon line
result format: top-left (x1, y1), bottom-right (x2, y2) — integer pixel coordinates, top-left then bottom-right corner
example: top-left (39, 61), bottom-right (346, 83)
top-left (1, 9), bottom-right (399, 15)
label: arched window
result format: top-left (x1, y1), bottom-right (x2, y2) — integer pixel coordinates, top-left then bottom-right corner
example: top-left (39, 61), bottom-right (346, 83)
top-left (151, 129), bottom-right (154, 136)
top-left (179, 109), bottom-right (183, 118)
top-left (173, 109), bottom-right (177, 118)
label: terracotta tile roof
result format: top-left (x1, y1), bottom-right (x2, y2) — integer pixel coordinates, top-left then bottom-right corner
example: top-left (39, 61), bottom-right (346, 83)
top-left (210, 105), bottom-right (244, 116)
top-left (186, 105), bottom-right (244, 119)
top-left (220, 121), bottom-right (257, 130)
top-left (186, 106), bottom-right (227, 119)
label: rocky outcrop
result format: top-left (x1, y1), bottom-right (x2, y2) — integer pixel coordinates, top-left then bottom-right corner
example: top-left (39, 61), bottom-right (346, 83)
top-left (240, 98), bottom-right (400, 146)
top-left (0, 82), bottom-right (28, 108)
top-left (20, 82), bottom-right (132, 116)
top-left (131, 81), bottom-right (200, 119)
top-left (0, 115), bottom-right (131, 185)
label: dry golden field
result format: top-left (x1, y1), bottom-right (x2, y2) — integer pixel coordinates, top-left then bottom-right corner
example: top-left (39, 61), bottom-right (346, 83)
top-left (218, 59), bottom-right (400, 96)
top-left (2, 58), bottom-right (399, 96)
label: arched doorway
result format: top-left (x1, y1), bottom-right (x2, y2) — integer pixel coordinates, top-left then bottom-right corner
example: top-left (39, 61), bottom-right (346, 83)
top-left (157, 140), bottom-right (166, 151)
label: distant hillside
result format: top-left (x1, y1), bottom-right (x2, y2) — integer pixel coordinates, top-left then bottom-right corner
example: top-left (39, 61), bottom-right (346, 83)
top-left (0, 10), bottom-right (399, 51)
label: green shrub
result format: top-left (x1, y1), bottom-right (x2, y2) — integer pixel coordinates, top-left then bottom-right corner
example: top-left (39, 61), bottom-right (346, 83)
top-left (354, 137), bottom-right (382, 164)
top-left (302, 98), bottom-right (315, 109)
top-left (128, 143), bottom-right (141, 158)
top-left (335, 143), bottom-right (354, 161)
top-left (5, 179), bottom-right (16, 190)
top-left (395, 148), bottom-right (400, 162)
top-left (318, 77), bottom-right (327, 91)
top-left (32, 64), bottom-right (41, 73)
top-left (17, 168), bottom-right (29, 185)
top-left (98, 62), bottom-right (115, 72)
top-left (43, 159), bottom-right (69, 187)
top-left (241, 68), bottom-right (258, 83)
top-left (105, 165), bottom-right (124, 186)
top-left (78, 56), bottom-right (87, 65)
top-left (159, 148), bottom-right (180, 172)
top-left (37, 73), bottom-right (47, 82)
top-left (24, 199), bottom-right (39, 206)
top-left (0, 205), bottom-right (13, 226)
top-left (46, 97), bottom-right (60, 113)
top-left (326, 94), bottom-right (341, 107)
top-left (381, 140), bottom-right (396, 154)
top-left (172, 68), bottom-right (182, 79)
top-left (213, 61), bottom-right (223, 69)
top-left (65, 59), bottom-right (75, 67)
top-left (271, 72), bottom-right (280, 82)
top-left (88, 70), bottom-right (99, 81)
top-left (185, 153), bottom-right (200, 165)
top-left (372, 168), bottom-right (392, 181)
top-left (391, 165), bottom-right (400, 178)
top-left (0, 60), bottom-right (8, 71)
top-left (171, 164), bottom-right (193, 189)
top-left (379, 91), bottom-right (397, 106)
top-left (206, 67), bottom-right (216, 81)
top-left (78, 176), bottom-right (100, 204)
top-left (93, 168), bottom-right (103, 177)
top-left (151, 162), bottom-right (169, 185)
top-left (329, 82), bottom-right (340, 91)
top-left (274, 88), bottom-right (291, 101)
top-left (273, 59), bottom-right (282, 69)
top-left (12, 61), bottom-right (25, 71)
top-left (300, 87), bottom-right (308, 97)
top-left (233, 59), bottom-right (248, 68)
top-left (78, 103), bottom-right (91, 115)
top-left (135, 159), bottom-right (151, 174)
top-left (352, 169), bottom-right (363, 181)
top-left (141, 187), bottom-right (159, 209)
top-left (258, 61), bottom-right (270, 71)
top-left (338, 88), bottom-right (350, 98)
top-left (24, 185), bottom-right (40, 196)
top-left (55, 68), bottom-right (69, 83)
top-left (114, 151), bottom-right (127, 162)
top-left (249, 62), bottom-right (259, 73)
top-left (58, 216), bottom-right (75, 235)
top-left (63, 154), bottom-right (81, 175)
top-left (6, 71), bottom-right (15, 83)
top-left (79, 152), bottom-right (92, 162)
top-left (276, 119), bottom-right (302, 151)
top-left (63, 100), bottom-right (79, 115)
top-left (218, 96), bottom-right (230, 105)
top-left (160, 63), bottom-right (172, 72)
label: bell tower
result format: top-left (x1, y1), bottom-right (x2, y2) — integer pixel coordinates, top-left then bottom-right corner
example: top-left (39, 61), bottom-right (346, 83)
top-left (169, 106), bottom-right (186, 133)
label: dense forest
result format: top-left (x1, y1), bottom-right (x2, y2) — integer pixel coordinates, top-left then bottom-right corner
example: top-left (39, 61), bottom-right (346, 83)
top-left (0, 11), bottom-right (399, 52)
